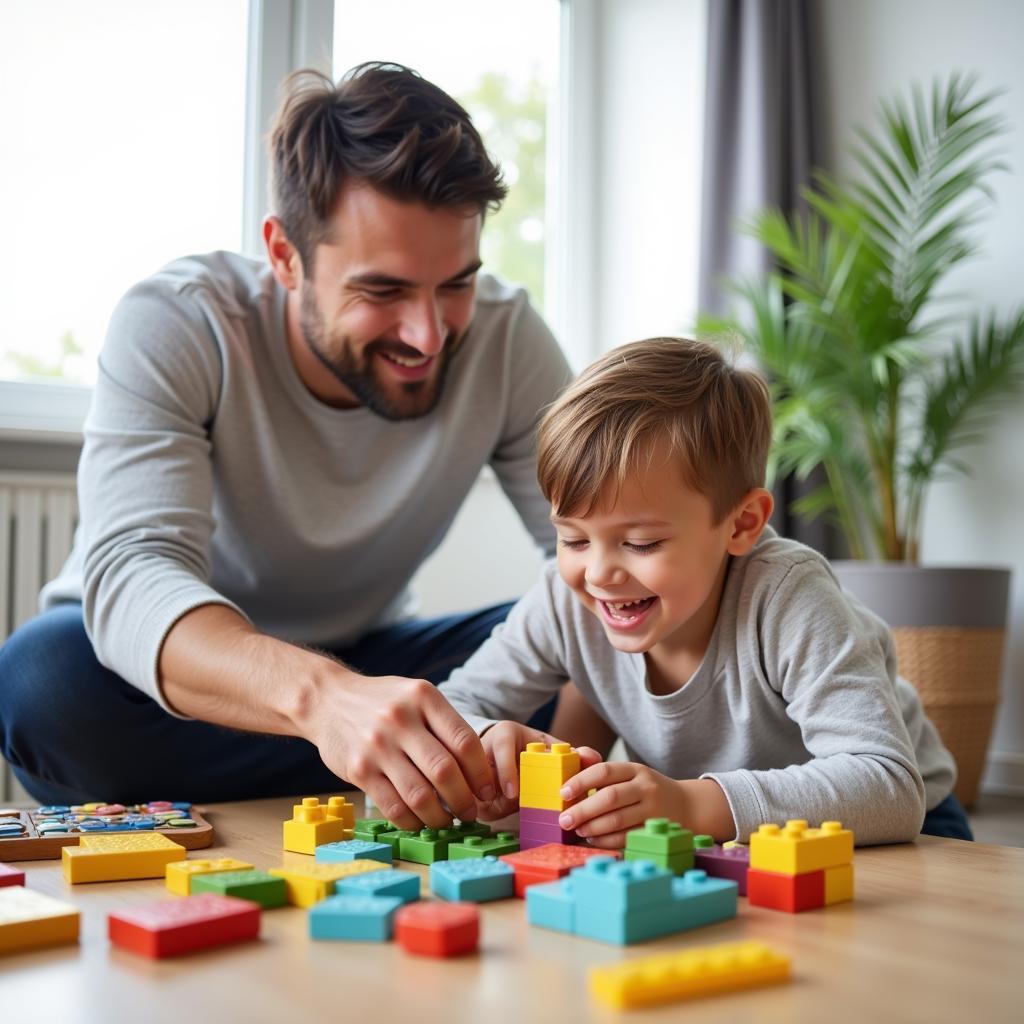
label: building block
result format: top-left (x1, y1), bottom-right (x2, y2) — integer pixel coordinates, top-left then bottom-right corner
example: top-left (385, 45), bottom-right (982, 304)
top-left (108, 893), bottom-right (260, 958)
top-left (445, 820), bottom-right (493, 842)
top-left (322, 795), bottom-right (355, 830)
top-left (448, 833), bottom-right (519, 860)
top-left (525, 878), bottom-right (576, 933)
top-left (190, 870), bottom-right (287, 909)
top-left (589, 939), bottom-right (792, 1009)
top-left (269, 859), bottom-right (390, 908)
top-left (519, 807), bottom-right (579, 849)
top-left (316, 839), bottom-right (393, 865)
top-left (376, 829), bottom-right (417, 855)
top-left (0, 863), bottom-right (26, 888)
top-left (623, 848), bottom-right (694, 876)
top-left (430, 857), bottom-right (515, 903)
top-left (397, 828), bottom-right (462, 865)
top-left (669, 871), bottom-right (739, 929)
top-left (519, 742), bottom-right (580, 811)
top-left (824, 863), bottom-right (854, 905)
top-left (62, 832), bottom-right (187, 883)
top-left (282, 797), bottom-right (350, 855)
top-left (500, 843), bottom-right (620, 897)
top-left (352, 818), bottom-right (397, 843)
top-left (309, 893), bottom-right (403, 941)
top-left (625, 818), bottom-right (695, 857)
top-left (749, 820), bottom-right (853, 875)
top-left (165, 858), bottom-right (254, 896)
top-left (0, 886), bottom-right (80, 954)
top-left (395, 901), bottom-right (479, 957)
top-left (569, 857), bottom-right (674, 912)
top-left (748, 866), bottom-right (825, 912)
top-left (336, 868), bottom-right (420, 904)
top-left (693, 837), bottom-right (750, 894)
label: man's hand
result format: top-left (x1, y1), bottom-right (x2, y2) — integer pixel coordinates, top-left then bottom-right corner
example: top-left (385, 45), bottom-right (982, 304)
top-left (477, 720), bottom-right (603, 821)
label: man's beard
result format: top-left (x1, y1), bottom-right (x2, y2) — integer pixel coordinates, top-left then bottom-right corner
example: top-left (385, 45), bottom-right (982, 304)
top-left (299, 284), bottom-right (455, 421)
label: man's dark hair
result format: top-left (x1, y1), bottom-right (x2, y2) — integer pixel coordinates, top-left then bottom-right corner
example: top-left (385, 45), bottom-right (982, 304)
top-left (269, 62), bottom-right (507, 270)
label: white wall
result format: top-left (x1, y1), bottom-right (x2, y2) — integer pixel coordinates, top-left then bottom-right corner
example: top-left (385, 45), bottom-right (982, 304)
top-left (821, 0), bottom-right (1024, 793)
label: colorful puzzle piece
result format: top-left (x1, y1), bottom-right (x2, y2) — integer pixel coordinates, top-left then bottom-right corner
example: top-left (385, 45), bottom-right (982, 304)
top-left (395, 901), bottom-right (479, 957)
top-left (269, 859), bottom-right (390, 908)
top-left (62, 832), bottom-right (187, 883)
top-left (165, 858), bottom-right (254, 896)
top-left (0, 886), bottom-right (80, 954)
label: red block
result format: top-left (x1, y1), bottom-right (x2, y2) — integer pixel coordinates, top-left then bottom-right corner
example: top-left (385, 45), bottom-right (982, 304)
top-left (748, 867), bottom-right (825, 913)
top-left (395, 902), bottom-right (479, 957)
top-left (500, 843), bottom-right (620, 897)
top-left (0, 863), bottom-right (26, 887)
top-left (108, 893), bottom-right (261, 958)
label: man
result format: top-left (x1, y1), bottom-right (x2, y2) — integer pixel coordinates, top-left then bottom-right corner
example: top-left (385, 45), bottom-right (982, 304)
top-left (0, 63), bottom-right (572, 829)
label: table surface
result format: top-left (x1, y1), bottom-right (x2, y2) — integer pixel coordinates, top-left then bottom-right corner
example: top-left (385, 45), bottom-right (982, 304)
top-left (1, 794), bottom-right (1021, 1023)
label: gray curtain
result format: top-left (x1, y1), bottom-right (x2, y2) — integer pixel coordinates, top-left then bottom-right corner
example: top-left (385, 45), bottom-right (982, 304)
top-left (698, 0), bottom-right (839, 556)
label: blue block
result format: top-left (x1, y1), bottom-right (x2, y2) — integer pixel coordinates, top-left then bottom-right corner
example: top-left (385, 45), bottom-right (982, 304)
top-left (315, 839), bottom-right (393, 865)
top-left (335, 867), bottom-right (420, 904)
top-left (671, 869), bottom-right (738, 928)
top-left (309, 894), bottom-right (403, 941)
top-left (525, 878), bottom-right (576, 934)
top-left (568, 857), bottom-right (674, 911)
top-left (430, 857), bottom-right (514, 903)
top-left (574, 899), bottom-right (685, 944)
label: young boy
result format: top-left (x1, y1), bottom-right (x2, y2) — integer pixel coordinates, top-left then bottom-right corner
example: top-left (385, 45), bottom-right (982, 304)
top-left (439, 338), bottom-right (967, 846)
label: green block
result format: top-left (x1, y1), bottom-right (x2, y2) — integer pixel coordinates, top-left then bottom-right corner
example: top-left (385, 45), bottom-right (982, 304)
top-left (625, 818), bottom-right (694, 856)
top-left (353, 818), bottom-right (397, 842)
top-left (191, 869), bottom-right (288, 908)
top-left (693, 834), bottom-right (715, 849)
top-left (448, 832), bottom-right (520, 859)
top-left (398, 828), bottom-right (461, 865)
top-left (376, 829), bottom-right (416, 854)
top-left (624, 848), bottom-right (695, 876)
top-left (446, 820), bottom-right (493, 841)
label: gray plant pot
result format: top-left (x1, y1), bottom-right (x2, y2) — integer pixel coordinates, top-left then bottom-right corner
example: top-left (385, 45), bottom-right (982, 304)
top-left (832, 562), bottom-right (1011, 806)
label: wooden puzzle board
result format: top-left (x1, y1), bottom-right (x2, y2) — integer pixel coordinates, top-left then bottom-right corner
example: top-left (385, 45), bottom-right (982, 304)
top-left (0, 805), bottom-right (214, 861)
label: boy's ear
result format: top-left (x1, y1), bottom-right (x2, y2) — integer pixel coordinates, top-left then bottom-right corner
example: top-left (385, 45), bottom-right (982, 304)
top-left (725, 487), bottom-right (774, 556)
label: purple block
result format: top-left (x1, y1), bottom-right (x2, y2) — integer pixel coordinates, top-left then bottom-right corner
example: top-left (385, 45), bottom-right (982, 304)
top-left (519, 806), bottom-right (562, 826)
top-left (519, 820), bottom-right (579, 850)
top-left (693, 844), bottom-right (749, 895)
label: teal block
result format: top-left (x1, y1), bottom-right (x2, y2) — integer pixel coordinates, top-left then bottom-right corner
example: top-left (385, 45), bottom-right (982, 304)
top-left (430, 857), bottom-right (515, 902)
top-left (670, 870), bottom-right (738, 928)
top-left (525, 878), bottom-right (575, 934)
top-left (316, 839), bottom-right (393, 864)
top-left (448, 832), bottom-right (520, 860)
top-left (190, 870), bottom-right (287, 909)
top-left (309, 893), bottom-right (403, 941)
top-left (568, 857), bottom-right (674, 911)
top-left (335, 867), bottom-right (420, 904)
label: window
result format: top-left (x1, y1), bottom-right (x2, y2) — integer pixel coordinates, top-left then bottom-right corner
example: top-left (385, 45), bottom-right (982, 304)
top-left (0, 0), bottom-right (249, 386)
top-left (333, 0), bottom-right (560, 316)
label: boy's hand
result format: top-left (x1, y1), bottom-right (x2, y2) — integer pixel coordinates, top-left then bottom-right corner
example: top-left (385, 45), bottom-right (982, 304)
top-left (478, 721), bottom-right (602, 821)
top-left (556, 761), bottom-right (688, 849)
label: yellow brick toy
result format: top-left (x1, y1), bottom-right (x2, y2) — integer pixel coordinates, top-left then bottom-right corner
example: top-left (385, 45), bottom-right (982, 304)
top-left (165, 858), bottom-right (255, 896)
top-left (749, 820), bottom-right (853, 875)
top-left (589, 939), bottom-right (791, 1008)
top-left (519, 742), bottom-right (581, 811)
top-left (62, 832), bottom-right (188, 883)
top-left (283, 797), bottom-right (352, 855)
top-left (0, 886), bottom-right (80, 954)
top-left (269, 859), bottom-right (389, 908)
top-left (824, 862), bottom-right (855, 905)
top-left (323, 795), bottom-right (355, 830)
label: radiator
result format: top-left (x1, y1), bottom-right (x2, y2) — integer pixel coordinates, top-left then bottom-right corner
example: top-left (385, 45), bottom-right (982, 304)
top-left (0, 471), bottom-right (78, 801)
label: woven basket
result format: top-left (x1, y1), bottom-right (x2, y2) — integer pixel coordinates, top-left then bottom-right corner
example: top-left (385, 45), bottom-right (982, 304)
top-left (891, 626), bottom-right (1006, 807)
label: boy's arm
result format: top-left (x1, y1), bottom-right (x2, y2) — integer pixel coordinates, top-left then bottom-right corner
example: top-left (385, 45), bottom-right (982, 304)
top-left (702, 560), bottom-right (926, 845)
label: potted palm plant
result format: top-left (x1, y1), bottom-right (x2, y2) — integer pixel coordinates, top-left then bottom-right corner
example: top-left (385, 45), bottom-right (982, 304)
top-left (705, 74), bottom-right (1024, 806)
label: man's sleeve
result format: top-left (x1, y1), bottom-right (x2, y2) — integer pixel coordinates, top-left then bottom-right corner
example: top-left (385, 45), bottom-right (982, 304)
top-left (488, 297), bottom-right (574, 558)
top-left (702, 560), bottom-right (927, 845)
top-left (78, 281), bottom-right (248, 712)
top-left (439, 565), bottom-right (570, 733)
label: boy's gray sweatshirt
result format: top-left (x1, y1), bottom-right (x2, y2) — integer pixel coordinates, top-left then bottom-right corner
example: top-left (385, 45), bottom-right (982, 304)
top-left (439, 529), bottom-right (956, 845)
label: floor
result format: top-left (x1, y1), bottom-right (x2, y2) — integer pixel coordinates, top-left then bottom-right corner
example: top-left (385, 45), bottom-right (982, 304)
top-left (967, 793), bottom-right (1024, 847)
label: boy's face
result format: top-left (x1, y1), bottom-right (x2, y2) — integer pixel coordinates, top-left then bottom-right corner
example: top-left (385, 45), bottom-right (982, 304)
top-left (552, 440), bottom-right (756, 662)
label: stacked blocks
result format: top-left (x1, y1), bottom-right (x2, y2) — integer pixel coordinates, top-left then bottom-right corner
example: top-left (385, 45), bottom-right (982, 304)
top-left (395, 901), bottom-right (479, 957)
top-left (624, 818), bottom-right (695, 875)
top-left (190, 870), bottom-right (287, 909)
top-left (748, 820), bottom-right (854, 913)
top-left (526, 857), bottom-right (737, 945)
top-left (589, 939), bottom-right (792, 1008)
top-left (336, 868), bottom-right (420, 905)
top-left (309, 894), bottom-right (403, 941)
top-left (62, 832), bottom-right (187, 883)
top-left (165, 858), bottom-right (255, 896)
top-left (282, 797), bottom-right (351, 855)
top-left (316, 839), bottom-right (393, 865)
top-left (269, 859), bottom-right (390, 908)
top-left (108, 893), bottom-right (260, 958)
top-left (500, 843), bottom-right (619, 897)
top-left (0, 886), bottom-right (80, 954)
top-left (693, 836), bottom-right (750, 895)
top-left (518, 742), bottom-right (581, 850)
top-left (430, 857), bottom-right (515, 903)
top-left (448, 833), bottom-right (519, 859)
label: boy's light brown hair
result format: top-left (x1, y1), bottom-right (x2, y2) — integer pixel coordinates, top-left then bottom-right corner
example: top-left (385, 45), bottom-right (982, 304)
top-left (537, 337), bottom-right (772, 524)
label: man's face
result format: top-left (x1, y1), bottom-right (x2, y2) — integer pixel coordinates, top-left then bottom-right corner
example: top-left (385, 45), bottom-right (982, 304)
top-left (298, 185), bottom-right (483, 420)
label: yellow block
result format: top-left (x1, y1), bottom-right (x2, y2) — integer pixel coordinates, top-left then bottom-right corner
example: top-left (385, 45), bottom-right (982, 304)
top-left (323, 795), bottom-right (355, 830)
top-left (749, 820), bottom-right (853, 875)
top-left (62, 832), bottom-right (187, 883)
top-left (283, 797), bottom-right (350, 854)
top-left (824, 863), bottom-right (854, 905)
top-left (0, 887), bottom-right (80, 955)
top-left (269, 859), bottom-right (389, 908)
top-left (165, 858), bottom-right (255, 896)
top-left (589, 940), bottom-right (791, 1009)
top-left (519, 742), bottom-right (580, 811)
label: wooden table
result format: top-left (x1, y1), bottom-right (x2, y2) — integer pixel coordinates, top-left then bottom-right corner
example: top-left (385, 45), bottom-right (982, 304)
top-left (1, 794), bottom-right (1020, 1022)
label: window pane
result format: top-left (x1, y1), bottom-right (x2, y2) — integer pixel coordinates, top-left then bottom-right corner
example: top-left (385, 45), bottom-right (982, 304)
top-left (0, 0), bottom-right (248, 385)
top-left (333, 0), bottom-right (559, 314)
